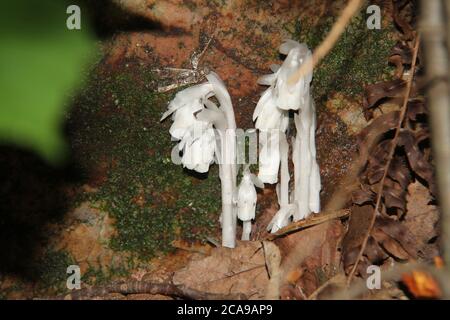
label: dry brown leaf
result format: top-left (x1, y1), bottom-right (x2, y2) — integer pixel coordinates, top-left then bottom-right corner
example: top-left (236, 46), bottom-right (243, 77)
top-left (262, 241), bottom-right (282, 300)
top-left (389, 42), bottom-right (413, 78)
top-left (383, 177), bottom-right (407, 212)
top-left (404, 181), bottom-right (439, 258)
top-left (344, 204), bottom-right (418, 274)
top-left (398, 131), bottom-right (435, 194)
top-left (374, 217), bottom-right (417, 258)
top-left (343, 205), bottom-right (373, 274)
top-left (388, 156), bottom-right (411, 189)
top-left (364, 236), bottom-right (389, 263)
top-left (356, 111), bottom-right (399, 163)
top-left (392, 0), bottom-right (415, 40)
top-left (172, 241), bottom-right (269, 300)
top-left (406, 98), bottom-right (427, 121)
top-left (363, 79), bottom-right (406, 120)
top-left (352, 188), bottom-right (375, 205)
top-left (379, 237), bottom-right (410, 260)
top-left (276, 221), bottom-right (344, 297)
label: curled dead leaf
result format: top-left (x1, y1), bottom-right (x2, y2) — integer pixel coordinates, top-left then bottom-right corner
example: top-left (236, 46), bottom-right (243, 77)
top-left (352, 187), bottom-right (375, 205)
top-left (374, 217), bottom-right (417, 258)
top-left (389, 42), bottom-right (413, 78)
top-left (357, 111), bottom-right (399, 159)
top-left (392, 0), bottom-right (415, 40)
top-left (406, 98), bottom-right (427, 121)
top-left (363, 79), bottom-right (406, 120)
top-left (398, 130), bottom-right (435, 194)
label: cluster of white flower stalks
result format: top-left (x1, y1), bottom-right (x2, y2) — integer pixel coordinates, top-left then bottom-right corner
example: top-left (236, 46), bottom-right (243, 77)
top-left (161, 40), bottom-right (320, 247)
top-left (254, 40), bottom-right (321, 233)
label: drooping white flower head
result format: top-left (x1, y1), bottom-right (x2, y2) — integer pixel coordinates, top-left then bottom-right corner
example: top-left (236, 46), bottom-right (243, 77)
top-left (161, 82), bottom-right (218, 173)
top-left (274, 40), bottom-right (313, 111)
top-left (256, 40), bottom-right (313, 112)
top-left (253, 40), bottom-right (312, 184)
top-left (161, 83), bottom-right (213, 134)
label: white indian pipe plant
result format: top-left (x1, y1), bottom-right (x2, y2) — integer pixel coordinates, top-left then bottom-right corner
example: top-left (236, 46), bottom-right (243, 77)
top-left (237, 165), bottom-right (264, 240)
top-left (254, 40), bottom-right (321, 233)
top-left (161, 71), bottom-right (245, 248)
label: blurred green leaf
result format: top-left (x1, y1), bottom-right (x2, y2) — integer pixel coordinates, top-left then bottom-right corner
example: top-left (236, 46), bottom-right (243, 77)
top-left (0, 0), bottom-right (95, 163)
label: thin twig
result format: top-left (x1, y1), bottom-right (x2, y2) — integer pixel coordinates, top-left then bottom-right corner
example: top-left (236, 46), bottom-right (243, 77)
top-left (346, 35), bottom-right (421, 286)
top-left (265, 209), bottom-right (350, 240)
top-left (287, 0), bottom-right (363, 85)
top-left (221, 265), bottom-right (266, 279)
top-left (49, 280), bottom-right (248, 300)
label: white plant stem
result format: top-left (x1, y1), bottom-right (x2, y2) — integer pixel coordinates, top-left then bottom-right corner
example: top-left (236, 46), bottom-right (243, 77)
top-left (279, 132), bottom-right (290, 206)
top-left (220, 160), bottom-right (236, 247)
top-left (267, 132), bottom-right (293, 233)
top-left (206, 73), bottom-right (238, 248)
top-left (294, 112), bottom-right (310, 220)
top-left (293, 96), bottom-right (320, 220)
top-left (217, 128), bottom-right (238, 248)
top-left (241, 221), bottom-right (251, 241)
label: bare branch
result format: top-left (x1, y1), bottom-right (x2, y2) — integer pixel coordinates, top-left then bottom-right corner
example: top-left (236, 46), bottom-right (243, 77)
top-left (50, 281), bottom-right (248, 300)
top-left (421, 0), bottom-right (450, 271)
top-left (265, 209), bottom-right (350, 240)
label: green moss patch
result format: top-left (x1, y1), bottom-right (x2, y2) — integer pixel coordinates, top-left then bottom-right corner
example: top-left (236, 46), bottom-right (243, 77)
top-left (68, 61), bottom-right (220, 260)
top-left (34, 249), bottom-right (76, 292)
top-left (285, 13), bottom-right (395, 102)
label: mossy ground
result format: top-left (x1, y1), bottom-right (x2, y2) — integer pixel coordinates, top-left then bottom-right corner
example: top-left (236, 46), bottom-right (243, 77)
top-left (34, 249), bottom-right (76, 293)
top-left (68, 11), bottom-right (396, 263)
top-left (68, 59), bottom-right (221, 261)
top-left (1, 4), bottom-right (401, 297)
top-left (284, 13), bottom-right (396, 103)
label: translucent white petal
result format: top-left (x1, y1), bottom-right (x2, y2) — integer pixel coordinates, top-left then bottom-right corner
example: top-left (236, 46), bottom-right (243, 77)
top-left (267, 204), bottom-right (295, 233)
top-left (279, 39), bottom-right (302, 55)
top-left (270, 64), bottom-right (281, 73)
top-left (253, 88), bottom-right (272, 122)
top-left (181, 125), bottom-right (215, 173)
top-left (161, 82), bottom-right (213, 121)
top-left (169, 102), bottom-right (201, 139)
top-left (254, 94), bottom-right (288, 131)
top-left (196, 108), bottom-right (227, 130)
top-left (257, 72), bottom-right (278, 86)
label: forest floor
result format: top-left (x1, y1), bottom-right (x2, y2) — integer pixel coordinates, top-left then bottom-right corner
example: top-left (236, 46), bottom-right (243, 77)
top-left (0, 0), bottom-right (438, 300)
